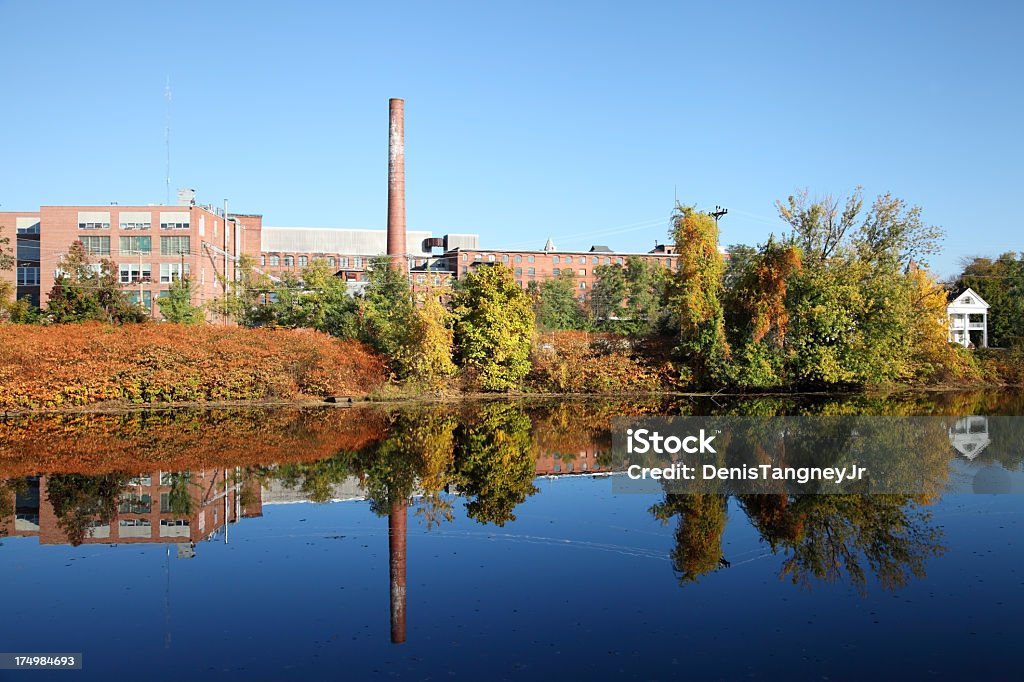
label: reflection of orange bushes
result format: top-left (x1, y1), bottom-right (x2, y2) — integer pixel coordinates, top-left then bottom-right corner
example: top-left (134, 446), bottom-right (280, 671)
top-left (0, 323), bottom-right (387, 410)
top-left (0, 408), bottom-right (387, 477)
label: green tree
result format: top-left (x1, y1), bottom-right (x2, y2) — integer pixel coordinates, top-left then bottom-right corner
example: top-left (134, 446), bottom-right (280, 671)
top-left (451, 263), bottom-right (536, 391)
top-left (157, 276), bottom-right (205, 324)
top-left (47, 241), bottom-right (146, 324)
top-left (591, 256), bottom-right (670, 334)
top-left (533, 271), bottom-right (588, 331)
top-left (208, 254), bottom-right (275, 325)
top-left (669, 205), bottom-right (729, 385)
top-left (359, 256), bottom-right (416, 377)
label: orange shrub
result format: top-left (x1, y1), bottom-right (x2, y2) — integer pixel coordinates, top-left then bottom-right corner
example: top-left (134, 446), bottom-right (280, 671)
top-left (0, 323), bottom-right (387, 410)
top-left (528, 331), bottom-right (678, 393)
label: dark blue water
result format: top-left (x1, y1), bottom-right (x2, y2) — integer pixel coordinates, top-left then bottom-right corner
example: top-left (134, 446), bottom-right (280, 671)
top-left (2, 475), bottom-right (1022, 681)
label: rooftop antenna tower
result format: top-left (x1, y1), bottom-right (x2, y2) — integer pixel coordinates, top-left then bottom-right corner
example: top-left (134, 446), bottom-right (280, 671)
top-left (165, 77), bottom-right (172, 206)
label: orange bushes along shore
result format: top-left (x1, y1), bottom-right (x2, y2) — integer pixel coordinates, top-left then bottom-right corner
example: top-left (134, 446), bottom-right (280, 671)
top-left (0, 323), bottom-right (387, 410)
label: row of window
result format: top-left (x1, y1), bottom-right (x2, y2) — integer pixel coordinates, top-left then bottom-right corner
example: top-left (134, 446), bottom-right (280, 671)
top-left (260, 254), bottom-right (367, 269)
top-left (79, 222), bottom-right (190, 230)
top-left (461, 253), bottom-right (631, 266)
top-left (118, 263), bottom-right (190, 284)
top-left (118, 492), bottom-right (193, 514)
top-left (78, 236), bottom-right (191, 256)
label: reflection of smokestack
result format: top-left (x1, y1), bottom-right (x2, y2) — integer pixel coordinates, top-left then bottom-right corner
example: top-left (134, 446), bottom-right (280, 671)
top-left (388, 498), bottom-right (407, 644)
top-left (387, 98), bottom-right (407, 273)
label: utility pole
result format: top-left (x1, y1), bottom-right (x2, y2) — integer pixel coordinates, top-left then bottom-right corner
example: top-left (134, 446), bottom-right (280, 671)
top-left (710, 205), bottom-right (728, 227)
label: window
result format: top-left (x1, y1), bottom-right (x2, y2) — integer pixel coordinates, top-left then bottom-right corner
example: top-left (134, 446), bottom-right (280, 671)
top-left (120, 221), bottom-right (151, 230)
top-left (78, 221), bottom-right (110, 230)
top-left (17, 266), bottom-right (40, 286)
top-left (515, 255), bottom-right (522, 264)
top-left (353, 256), bottom-right (363, 269)
top-left (260, 255), bottom-right (266, 266)
top-left (415, 275), bottom-right (425, 284)
top-left (160, 221), bottom-right (189, 229)
top-left (591, 256), bottom-right (598, 264)
top-left (119, 236), bottom-right (151, 255)
top-left (119, 263), bottom-right (152, 284)
top-left (461, 266), bottom-right (468, 274)
top-left (603, 257), bottom-right (611, 265)
top-left (299, 255), bottom-right (308, 267)
top-left (284, 255), bottom-right (294, 267)
top-left (119, 493), bottom-right (152, 514)
top-left (269, 255), bottom-right (280, 266)
top-left (462, 253), bottom-right (468, 262)
top-left (338, 256), bottom-right (349, 268)
top-left (474, 254), bottom-right (482, 262)
top-left (80, 236), bottom-right (110, 255)
top-left (527, 255), bottom-right (535, 263)
top-left (552, 256), bottom-right (560, 264)
top-left (160, 236), bottom-right (190, 256)
top-left (487, 254), bottom-right (495, 262)
top-left (501, 254), bottom-right (509, 263)
top-left (125, 290), bottom-right (153, 311)
top-left (328, 257), bottom-right (336, 267)
top-left (527, 267), bottom-right (536, 276)
top-left (514, 267), bottom-right (523, 277)
top-left (578, 269), bottom-right (586, 276)
top-left (616, 257), bottom-right (623, 265)
top-left (579, 281), bottom-right (587, 289)
top-left (553, 268), bottom-right (561, 276)
top-left (160, 263), bottom-right (190, 283)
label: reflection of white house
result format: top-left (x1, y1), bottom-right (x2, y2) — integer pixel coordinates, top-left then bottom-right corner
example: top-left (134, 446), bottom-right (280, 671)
top-left (947, 288), bottom-right (989, 348)
top-left (949, 416), bottom-right (991, 460)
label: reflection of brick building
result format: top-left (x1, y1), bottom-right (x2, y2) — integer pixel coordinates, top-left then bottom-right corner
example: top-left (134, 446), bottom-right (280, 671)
top-left (534, 445), bottom-right (615, 475)
top-left (2, 470), bottom-right (261, 547)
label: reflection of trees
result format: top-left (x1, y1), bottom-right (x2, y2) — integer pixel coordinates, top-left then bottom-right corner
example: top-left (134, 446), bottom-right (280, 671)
top-left (651, 493), bottom-right (728, 583)
top-left (653, 491), bottom-right (945, 592)
top-left (453, 403), bottom-right (537, 526)
top-left (45, 473), bottom-right (130, 546)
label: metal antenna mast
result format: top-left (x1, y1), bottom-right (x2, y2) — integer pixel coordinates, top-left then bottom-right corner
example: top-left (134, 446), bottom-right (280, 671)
top-left (165, 77), bottom-right (172, 205)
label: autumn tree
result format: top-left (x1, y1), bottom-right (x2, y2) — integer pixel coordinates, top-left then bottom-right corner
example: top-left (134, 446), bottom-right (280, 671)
top-left (47, 241), bottom-right (146, 324)
top-left (451, 263), bottom-right (536, 391)
top-left (953, 253), bottom-right (1024, 348)
top-left (403, 292), bottom-right (458, 389)
top-left (669, 205), bottom-right (729, 385)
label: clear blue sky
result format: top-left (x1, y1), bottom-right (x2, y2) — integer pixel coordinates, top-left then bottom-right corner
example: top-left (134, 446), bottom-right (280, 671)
top-left (2, 0), bottom-right (1021, 276)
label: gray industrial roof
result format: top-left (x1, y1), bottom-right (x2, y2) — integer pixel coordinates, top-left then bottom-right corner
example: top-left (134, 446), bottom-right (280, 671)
top-left (261, 227), bottom-right (435, 257)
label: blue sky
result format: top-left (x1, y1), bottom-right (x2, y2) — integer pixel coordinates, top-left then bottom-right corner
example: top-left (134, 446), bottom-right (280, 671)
top-left (1, 0), bottom-right (1020, 276)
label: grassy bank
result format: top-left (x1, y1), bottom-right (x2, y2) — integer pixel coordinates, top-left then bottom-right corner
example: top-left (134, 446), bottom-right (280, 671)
top-left (0, 323), bottom-right (387, 411)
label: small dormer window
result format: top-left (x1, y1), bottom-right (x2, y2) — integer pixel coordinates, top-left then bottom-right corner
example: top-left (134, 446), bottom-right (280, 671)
top-left (964, 297), bottom-right (973, 304)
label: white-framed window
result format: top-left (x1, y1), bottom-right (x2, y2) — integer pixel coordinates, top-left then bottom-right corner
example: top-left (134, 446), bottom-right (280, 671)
top-left (284, 255), bottom-right (294, 267)
top-left (119, 236), bottom-right (152, 255)
top-left (339, 256), bottom-right (349, 268)
top-left (160, 236), bottom-right (190, 256)
top-left (552, 256), bottom-right (560, 264)
top-left (160, 263), bottom-right (190, 283)
top-left (78, 222), bottom-right (110, 230)
top-left (17, 266), bottom-right (40, 286)
top-left (120, 222), bottom-right (151, 230)
top-left (578, 269), bottom-right (586, 276)
top-left (354, 256), bottom-right (363, 269)
top-left (119, 263), bottom-right (152, 284)
top-left (160, 221), bottom-right (189, 230)
top-left (298, 255), bottom-right (308, 267)
top-left (79, 236), bottom-right (110, 255)
top-left (327, 257), bottom-right (336, 267)
top-left (269, 255), bottom-right (280, 266)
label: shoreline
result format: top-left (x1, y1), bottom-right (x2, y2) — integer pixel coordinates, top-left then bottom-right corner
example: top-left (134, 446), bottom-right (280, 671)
top-left (2, 384), bottom-right (1018, 417)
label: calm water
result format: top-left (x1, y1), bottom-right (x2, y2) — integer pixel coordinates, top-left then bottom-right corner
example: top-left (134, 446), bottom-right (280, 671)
top-left (1, 393), bottom-right (1023, 681)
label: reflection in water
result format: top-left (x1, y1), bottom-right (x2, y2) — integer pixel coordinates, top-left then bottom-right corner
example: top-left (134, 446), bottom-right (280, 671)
top-left (2, 391), bottom-right (1023, 646)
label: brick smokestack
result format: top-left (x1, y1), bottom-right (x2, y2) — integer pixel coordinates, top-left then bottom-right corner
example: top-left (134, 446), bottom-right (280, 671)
top-left (387, 98), bottom-right (407, 273)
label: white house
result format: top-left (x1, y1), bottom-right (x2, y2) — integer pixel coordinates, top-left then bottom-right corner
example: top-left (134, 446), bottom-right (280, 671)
top-left (947, 288), bottom-right (989, 348)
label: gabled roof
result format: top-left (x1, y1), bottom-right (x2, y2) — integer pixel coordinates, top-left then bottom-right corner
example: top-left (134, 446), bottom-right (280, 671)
top-left (589, 245), bottom-right (612, 253)
top-left (948, 287), bottom-right (990, 309)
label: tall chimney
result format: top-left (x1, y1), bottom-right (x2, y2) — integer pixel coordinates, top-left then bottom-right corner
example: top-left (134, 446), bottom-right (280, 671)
top-left (387, 98), bottom-right (407, 273)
